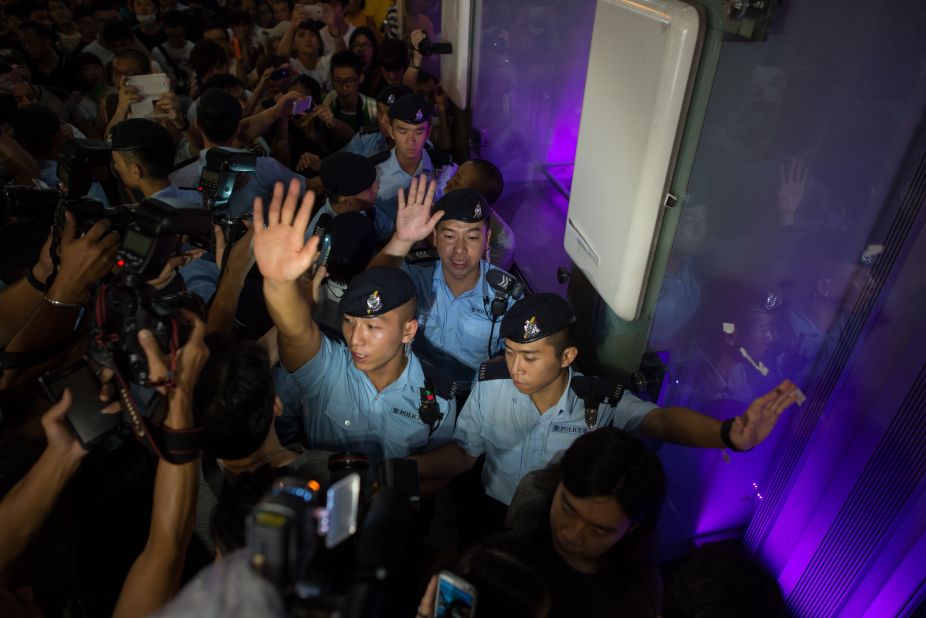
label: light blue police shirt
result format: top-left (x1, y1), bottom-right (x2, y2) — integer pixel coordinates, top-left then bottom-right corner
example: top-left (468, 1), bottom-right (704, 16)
top-left (307, 199), bottom-right (395, 244)
top-left (373, 147), bottom-right (435, 222)
top-left (453, 368), bottom-right (657, 505)
top-left (169, 148), bottom-right (305, 218)
top-left (289, 334), bottom-right (457, 462)
top-left (341, 130), bottom-right (388, 158)
top-left (405, 260), bottom-right (518, 382)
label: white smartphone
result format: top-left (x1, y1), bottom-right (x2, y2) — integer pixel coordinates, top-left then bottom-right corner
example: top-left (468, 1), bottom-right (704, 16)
top-left (303, 4), bottom-right (326, 20)
top-left (126, 73), bottom-right (170, 118)
top-left (435, 571), bottom-right (477, 618)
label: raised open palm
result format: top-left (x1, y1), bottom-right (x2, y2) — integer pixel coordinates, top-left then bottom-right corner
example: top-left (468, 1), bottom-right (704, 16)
top-left (395, 174), bottom-right (442, 243)
top-left (730, 379), bottom-right (799, 450)
top-left (253, 179), bottom-right (320, 284)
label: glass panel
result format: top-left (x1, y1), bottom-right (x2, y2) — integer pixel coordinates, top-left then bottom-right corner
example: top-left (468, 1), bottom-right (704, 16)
top-left (645, 1), bottom-right (926, 552)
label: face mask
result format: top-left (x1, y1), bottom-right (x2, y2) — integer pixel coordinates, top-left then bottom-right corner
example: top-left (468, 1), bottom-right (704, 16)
top-left (137, 13), bottom-right (157, 26)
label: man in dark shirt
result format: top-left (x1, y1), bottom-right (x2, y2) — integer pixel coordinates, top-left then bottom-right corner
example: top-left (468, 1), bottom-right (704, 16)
top-left (18, 20), bottom-right (79, 94)
top-left (131, 0), bottom-right (166, 51)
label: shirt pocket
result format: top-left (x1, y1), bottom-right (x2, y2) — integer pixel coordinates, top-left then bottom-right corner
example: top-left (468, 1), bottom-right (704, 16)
top-left (483, 425), bottom-right (525, 473)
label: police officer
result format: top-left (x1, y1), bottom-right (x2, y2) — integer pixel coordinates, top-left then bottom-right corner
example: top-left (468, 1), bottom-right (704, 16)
top-left (110, 118), bottom-right (202, 203)
top-left (370, 94), bottom-right (436, 223)
top-left (370, 176), bottom-right (522, 386)
top-left (308, 151), bottom-right (394, 243)
top-left (169, 88), bottom-right (306, 218)
top-left (410, 293), bottom-right (800, 511)
top-left (253, 178), bottom-right (457, 462)
top-left (340, 83), bottom-right (414, 158)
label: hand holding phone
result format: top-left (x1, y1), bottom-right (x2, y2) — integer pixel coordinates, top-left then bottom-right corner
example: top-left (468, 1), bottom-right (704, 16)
top-left (434, 571), bottom-right (477, 618)
top-left (39, 358), bottom-right (120, 450)
top-left (292, 95), bottom-right (313, 116)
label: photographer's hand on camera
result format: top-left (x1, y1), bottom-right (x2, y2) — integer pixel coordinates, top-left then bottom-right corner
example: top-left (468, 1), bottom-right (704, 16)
top-left (51, 212), bottom-right (120, 304)
top-left (207, 222), bottom-right (256, 334)
top-left (146, 248), bottom-right (205, 290)
top-left (139, 309), bottom-right (209, 403)
top-left (409, 29), bottom-right (427, 69)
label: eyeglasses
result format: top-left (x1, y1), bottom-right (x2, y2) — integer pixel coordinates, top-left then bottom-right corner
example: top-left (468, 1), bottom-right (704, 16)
top-left (332, 77), bottom-right (358, 87)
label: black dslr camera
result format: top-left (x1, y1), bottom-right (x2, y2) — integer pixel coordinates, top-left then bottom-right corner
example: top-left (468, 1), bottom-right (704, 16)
top-left (416, 36), bottom-right (453, 56)
top-left (93, 197), bottom-right (212, 385)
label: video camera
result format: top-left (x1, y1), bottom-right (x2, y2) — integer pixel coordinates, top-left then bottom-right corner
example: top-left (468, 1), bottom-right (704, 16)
top-left (247, 458), bottom-right (420, 616)
top-left (417, 36), bottom-right (453, 56)
top-left (93, 197), bottom-right (212, 385)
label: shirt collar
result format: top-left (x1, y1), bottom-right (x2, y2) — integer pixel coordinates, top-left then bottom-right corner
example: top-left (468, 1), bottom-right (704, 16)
top-left (386, 147), bottom-right (433, 177)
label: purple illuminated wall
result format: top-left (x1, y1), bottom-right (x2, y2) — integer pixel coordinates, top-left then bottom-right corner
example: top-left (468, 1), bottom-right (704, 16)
top-left (468, 0), bottom-right (926, 615)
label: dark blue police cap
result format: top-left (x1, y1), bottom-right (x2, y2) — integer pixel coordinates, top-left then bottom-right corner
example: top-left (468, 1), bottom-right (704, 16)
top-left (500, 293), bottom-right (576, 343)
top-left (433, 188), bottom-right (489, 223)
top-left (339, 267), bottom-right (417, 317)
top-left (387, 94), bottom-right (432, 125)
top-left (375, 83), bottom-right (414, 106)
top-left (320, 151), bottom-right (377, 196)
top-left (110, 118), bottom-right (172, 151)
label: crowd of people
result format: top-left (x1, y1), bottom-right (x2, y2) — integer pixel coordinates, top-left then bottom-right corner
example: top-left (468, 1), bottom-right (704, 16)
top-left (0, 1), bottom-right (794, 616)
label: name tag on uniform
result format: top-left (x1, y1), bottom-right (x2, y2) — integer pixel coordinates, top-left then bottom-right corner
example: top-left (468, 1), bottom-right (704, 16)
top-left (469, 305), bottom-right (491, 319)
top-left (551, 424), bottom-right (588, 435)
top-left (391, 407), bottom-right (420, 421)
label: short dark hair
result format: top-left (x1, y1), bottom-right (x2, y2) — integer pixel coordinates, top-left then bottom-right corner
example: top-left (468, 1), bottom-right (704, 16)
top-left (76, 52), bottom-right (104, 70)
top-left (378, 38), bottom-right (408, 71)
top-left (120, 138), bottom-right (176, 181)
top-left (291, 75), bottom-right (322, 103)
top-left (19, 20), bottom-right (54, 41)
top-left (295, 19), bottom-right (326, 56)
top-left (194, 335), bottom-right (277, 460)
top-left (462, 159), bottom-right (505, 205)
top-left (113, 48), bottom-right (149, 71)
top-left (72, 4), bottom-right (95, 22)
top-left (228, 8), bottom-right (253, 26)
top-left (330, 49), bottom-right (362, 76)
top-left (162, 9), bottom-right (188, 30)
top-left (102, 21), bottom-right (134, 45)
top-left (544, 325), bottom-right (575, 357)
top-left (349, 26), bottom-right (378, 55)
top-left (190, 40), bottom-right (227, 78)
top-left (12, 105), bottom-right (60, 158)
top-left (202, 73), bottom-right (243, 92)
top-left (202, 21), bottom-right (229, 39)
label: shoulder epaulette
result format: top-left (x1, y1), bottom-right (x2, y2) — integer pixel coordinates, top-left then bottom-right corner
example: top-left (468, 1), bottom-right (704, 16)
top-left (367, 149), bottom-right (391, 166)
top-left (171, 156), bottom-right (198, 172)
top-left (570, 375), bottom-right (626, 406)
top-left (405, 248), bottom-right (439, 264)
top-left (420, 360), bottom-right (456, 400)
top-left (478, 360), bottom-right (510, 382)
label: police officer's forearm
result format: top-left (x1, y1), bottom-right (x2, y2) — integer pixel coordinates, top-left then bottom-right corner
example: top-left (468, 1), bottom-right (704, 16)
top-left (262, 279), bottom-right (322, 371)
top-left (640, 406), bottom-right (725, 448)
top-left (410, 442), bottom-right (477, 478)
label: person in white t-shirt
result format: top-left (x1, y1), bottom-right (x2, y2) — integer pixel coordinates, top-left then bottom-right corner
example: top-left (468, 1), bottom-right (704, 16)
top-left (151, 11), bottom-right (195, 94)
top-left (278, 18), bottom-right (331, 90)
top-left (319, 0), bottom-right (355, 53)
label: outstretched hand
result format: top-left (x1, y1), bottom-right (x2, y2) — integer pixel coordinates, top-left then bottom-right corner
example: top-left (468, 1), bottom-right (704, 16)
top-left (730, 380), bottom-right (799, 451)
top-left (395, 175), bottom-right (442, 243)
top-left (252, 179), bottom-right (320, 284)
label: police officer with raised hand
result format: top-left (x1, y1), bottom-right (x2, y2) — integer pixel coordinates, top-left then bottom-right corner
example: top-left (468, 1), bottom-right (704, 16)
top-left (371, 175), bottom-right (522, 386)
top-left (410, 293), bottom-right (799, 520)
top-left (252, 179), bottom-right (456, 462)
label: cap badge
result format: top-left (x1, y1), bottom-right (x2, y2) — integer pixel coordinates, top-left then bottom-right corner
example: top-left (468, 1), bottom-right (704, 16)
top-left (523, 316), bottom-right (540, 340)
top-left (473, 203), bottom-right (482, 219)
top-left (414, 109), bottom-right (424, 122)
top-left (366, 290), bottom-right (383, 314)
top-left (387, 94), bottom-right (396, 104)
